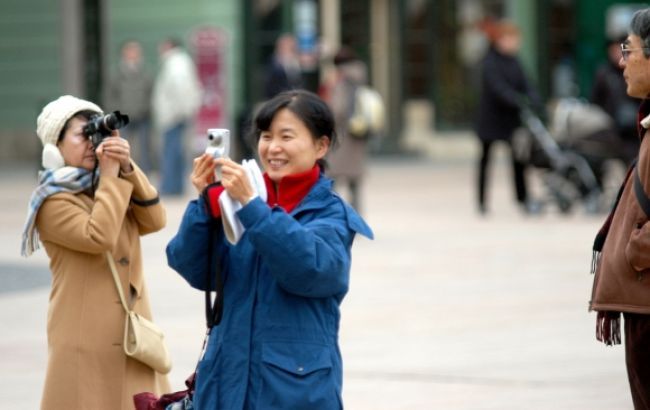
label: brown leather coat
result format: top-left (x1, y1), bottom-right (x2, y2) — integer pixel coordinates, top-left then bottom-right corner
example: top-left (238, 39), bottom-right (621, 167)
top-left (36, 164), bottom-right (169, 409)
top-left (590, 126), bottom-right (650, 314)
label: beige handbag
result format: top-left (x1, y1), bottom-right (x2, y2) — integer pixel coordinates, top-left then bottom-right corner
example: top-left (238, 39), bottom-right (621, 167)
top-left (107, 251), bottom-right (172, 374)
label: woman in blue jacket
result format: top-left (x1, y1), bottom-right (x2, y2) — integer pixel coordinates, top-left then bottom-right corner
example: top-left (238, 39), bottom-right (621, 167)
top-left (166, 90), bottom-right (373, 409)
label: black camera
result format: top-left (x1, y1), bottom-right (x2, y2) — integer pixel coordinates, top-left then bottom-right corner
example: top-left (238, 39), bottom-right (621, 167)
top-left (83, 111), bottom-right (130, 148)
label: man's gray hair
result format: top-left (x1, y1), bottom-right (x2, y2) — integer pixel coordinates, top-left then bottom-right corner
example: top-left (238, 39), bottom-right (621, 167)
top-left (630, 8), bottom-right (650, 58)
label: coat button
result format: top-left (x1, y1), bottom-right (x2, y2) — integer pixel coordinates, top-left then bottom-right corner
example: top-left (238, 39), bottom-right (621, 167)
top-left (297, 366), bottom-right (304, 372)
top-left (118, 257), bottom-right (130, 266)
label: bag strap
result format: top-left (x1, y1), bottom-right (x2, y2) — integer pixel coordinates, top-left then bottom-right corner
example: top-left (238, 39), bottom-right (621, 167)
top-left (106, 251), bottom-right (130, 314)
top-left (634, 164), bottom-right (650, 218)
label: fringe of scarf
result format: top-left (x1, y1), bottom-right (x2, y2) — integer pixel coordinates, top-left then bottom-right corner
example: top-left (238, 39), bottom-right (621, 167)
top-left (596, 311), bottom-right (621, 345)
top-left (591, 162), bottom-right (635, 345)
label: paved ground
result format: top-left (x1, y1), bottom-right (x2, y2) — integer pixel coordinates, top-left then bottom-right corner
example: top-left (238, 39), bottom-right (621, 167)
top-left (0, 151), bottom-right (633, 409)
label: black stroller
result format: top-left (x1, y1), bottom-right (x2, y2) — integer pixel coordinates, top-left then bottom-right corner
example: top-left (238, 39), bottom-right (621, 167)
top-left (513, 99), bottom-right (615, 213)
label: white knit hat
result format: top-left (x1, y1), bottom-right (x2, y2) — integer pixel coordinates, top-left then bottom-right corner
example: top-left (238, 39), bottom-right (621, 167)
top-left (36, 95), bottom-right (102, 169)
top-left (36, 95), bottom-right (102, 146)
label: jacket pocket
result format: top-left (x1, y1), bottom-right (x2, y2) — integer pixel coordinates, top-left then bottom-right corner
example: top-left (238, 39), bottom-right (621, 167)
top-left (258, 342), bottom-right (340, 409)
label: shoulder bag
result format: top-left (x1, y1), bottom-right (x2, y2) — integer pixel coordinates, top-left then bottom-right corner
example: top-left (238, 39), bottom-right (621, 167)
top-left (107, 251), bottom-right (172, 374)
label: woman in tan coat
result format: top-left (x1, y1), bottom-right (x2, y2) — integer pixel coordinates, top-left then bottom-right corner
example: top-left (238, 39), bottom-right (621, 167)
top-left (21, 95), bottom-right (170, 409)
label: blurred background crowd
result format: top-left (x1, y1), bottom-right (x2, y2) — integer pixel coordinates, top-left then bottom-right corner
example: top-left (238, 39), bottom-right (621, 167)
top-left (1, 0), bottom-right (644, 167)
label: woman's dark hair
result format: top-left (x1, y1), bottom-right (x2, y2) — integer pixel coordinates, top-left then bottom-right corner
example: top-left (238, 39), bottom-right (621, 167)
top-left (250, 90), bottom-right (337, 168)
top-left (630, 8), bottom-right (650, 58)
top-left (57, 110), bottom-right (100, 143)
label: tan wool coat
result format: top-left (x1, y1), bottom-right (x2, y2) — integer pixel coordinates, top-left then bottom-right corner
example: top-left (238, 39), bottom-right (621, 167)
top-left (36, 164), bottom-right (170, 409)
top-left (591, 126), bottom-right (650, 314)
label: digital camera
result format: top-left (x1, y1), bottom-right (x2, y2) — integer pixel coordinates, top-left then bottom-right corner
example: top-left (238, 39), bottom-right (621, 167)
top-left (206, 128), bottom-right (230, 160)
top-left (83, 111), bottom-right (130, 148)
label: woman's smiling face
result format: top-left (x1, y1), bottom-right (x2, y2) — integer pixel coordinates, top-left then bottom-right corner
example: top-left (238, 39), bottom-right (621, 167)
top-left (257, 108), bottom-right (329, 183)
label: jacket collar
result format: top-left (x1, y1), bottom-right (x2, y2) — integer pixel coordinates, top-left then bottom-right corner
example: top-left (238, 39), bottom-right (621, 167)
top-left (639, 99), bottom-right (650, 132)
top-left (262, 165), bottom-right (374, 239)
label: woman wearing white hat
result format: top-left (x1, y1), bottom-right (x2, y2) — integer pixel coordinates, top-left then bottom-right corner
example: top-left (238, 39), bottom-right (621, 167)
top-left (22, 95), bottom-right (170, 409)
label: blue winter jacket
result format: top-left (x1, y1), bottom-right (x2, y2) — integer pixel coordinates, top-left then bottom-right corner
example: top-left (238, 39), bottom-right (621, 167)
top-left (166, 175), bottom-right (373, 409)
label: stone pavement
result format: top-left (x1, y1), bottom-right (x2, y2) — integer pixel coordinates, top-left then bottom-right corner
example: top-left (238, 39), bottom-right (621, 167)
top-left (0, 154), bottom-right (632, 409)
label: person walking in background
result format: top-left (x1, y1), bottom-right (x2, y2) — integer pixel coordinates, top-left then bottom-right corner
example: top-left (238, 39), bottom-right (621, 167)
top-left (151, 37), bottom-right (202, 196)
top-left (475, 20), bottom-right (542, 215)
top-left (590, 9), bottom-right (650, 408)
top-left (591, 35), bottom-right (641, 165)
top-left (21, 95), bottom-right (169, 409)
top-left (264, 33), bottom-right (303, 99)
top-left (324, 47), bottom-right (378, 213)
top-left (166, 90), bottom-right (373, 409)
top-left (105, 40), bottom-right (154, 174)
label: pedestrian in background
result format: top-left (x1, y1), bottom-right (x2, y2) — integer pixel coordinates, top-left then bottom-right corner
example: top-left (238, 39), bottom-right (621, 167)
top-left (151, 37), bottom-right (202, 196)
top-left (324, 46), bottom-right (375, 213)
top-left (264, 33), bottom-right (303, 99)
top-left (474, 20), bottom-right (542, 215)
top-left (166, 90), bottom-right (373, 409)
top-left (21, 95), bottom-right (169, 409)
top-left (105, 40), bottom-right (154, 174)
top-left (590, 8), bottom-right (650, 408)
top-left (591, 35), bottom-right (641, 165)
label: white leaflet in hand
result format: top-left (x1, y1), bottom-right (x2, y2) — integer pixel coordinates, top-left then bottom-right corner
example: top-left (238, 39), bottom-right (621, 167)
top-left (219, 159), bottom-right (267, 244)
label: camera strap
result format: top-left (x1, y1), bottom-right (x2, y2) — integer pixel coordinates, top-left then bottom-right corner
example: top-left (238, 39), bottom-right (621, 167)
top-left (205, 206), bottom-right (224, 330)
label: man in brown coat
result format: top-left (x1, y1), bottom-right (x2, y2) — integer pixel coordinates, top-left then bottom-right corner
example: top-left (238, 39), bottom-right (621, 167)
top-left (590, 8), bottom-right (650, 408)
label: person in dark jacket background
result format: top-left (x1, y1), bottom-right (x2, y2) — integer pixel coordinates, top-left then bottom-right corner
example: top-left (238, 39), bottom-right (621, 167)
top-left (105, 40), bottom-right (154, 174)
top-left (264, 34), bottom-right (304, 99)
top-left (475, 20), bottom-right (542, 215)
top-left (166, 90), bottom-right (373, 409)
top-left (591, 35), bottom-right (642, 165)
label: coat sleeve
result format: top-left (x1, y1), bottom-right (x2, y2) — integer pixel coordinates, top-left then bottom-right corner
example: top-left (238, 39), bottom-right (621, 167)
top-left (36, 176), bottom-right (133, 254)
top-left (482, 57), bottom-right (526, 110)
top-left (120, 161), bottom-right (166, 235)
top-left (166, 196), bottom-right (226, 291)
top-left (237, 197), bottom-right (353, 298)
top-left (626, 146), bottom-right (650, 271)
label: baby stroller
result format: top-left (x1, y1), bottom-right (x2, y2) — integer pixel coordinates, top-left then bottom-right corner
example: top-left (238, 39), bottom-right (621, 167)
top-left (513, 101), bottom-right (606, 213)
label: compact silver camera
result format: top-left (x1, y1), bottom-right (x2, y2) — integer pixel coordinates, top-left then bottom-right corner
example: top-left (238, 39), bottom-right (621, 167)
top-left (206, 128), bottom-right (230, 179)
top-left (206, 128), bottom-right (230, 159)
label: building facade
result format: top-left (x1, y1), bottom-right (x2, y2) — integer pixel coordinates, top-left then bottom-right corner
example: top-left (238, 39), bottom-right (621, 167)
top-left (0, 0), bottom-right (644, 160)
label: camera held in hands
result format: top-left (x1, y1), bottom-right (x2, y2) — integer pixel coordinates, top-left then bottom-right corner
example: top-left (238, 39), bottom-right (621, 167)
top-left (206, 128), bottom-right (230, 179)
top-left (206, 129), bottom-right (230, 159)
top-left (83, 111), bottom-right (130, 148)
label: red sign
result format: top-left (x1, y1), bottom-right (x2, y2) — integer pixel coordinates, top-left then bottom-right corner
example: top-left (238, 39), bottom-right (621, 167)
top-left (192, 27), bottom-right (228, 152)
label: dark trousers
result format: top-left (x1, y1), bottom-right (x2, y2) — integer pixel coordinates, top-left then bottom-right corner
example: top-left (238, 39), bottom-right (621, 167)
top-left (333, 178), bottom-right (361, 213)
top-left (477, 139), bottom-right (527, 210)
top-left (624, 312), bottom-right (650, 409)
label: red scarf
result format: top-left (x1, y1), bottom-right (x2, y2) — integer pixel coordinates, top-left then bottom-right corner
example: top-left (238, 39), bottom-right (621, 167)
top-left (205, 165), bottom-right (320, 217)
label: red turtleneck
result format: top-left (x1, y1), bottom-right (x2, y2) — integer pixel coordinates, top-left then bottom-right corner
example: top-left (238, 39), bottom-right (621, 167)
top-left (204, 165), bottom-right (320, 218)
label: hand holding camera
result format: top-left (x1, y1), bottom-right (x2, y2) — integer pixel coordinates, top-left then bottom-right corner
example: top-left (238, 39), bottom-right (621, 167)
top-left (191, 129), bottom-right (231, 194)
top-left (84, 111), bottom-right (132, 176)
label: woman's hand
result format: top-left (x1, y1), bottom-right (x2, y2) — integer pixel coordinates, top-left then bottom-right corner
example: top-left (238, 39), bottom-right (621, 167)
top-left (218, 158), bottom-right (255, 204)
top-left (191, 153), bottom-right (218, 194)
top-left (96, 131), bottom-right (132, 175)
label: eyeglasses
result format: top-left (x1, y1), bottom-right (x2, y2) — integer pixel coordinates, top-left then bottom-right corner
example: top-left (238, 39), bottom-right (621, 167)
top-left (620, 43), bottom-right (650, 61)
